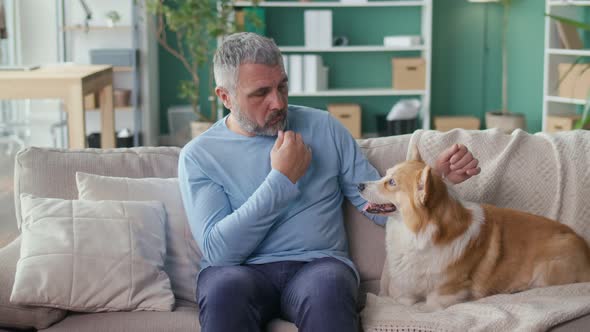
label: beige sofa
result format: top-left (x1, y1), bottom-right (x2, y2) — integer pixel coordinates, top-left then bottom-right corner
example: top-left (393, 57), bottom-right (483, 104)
top-left (0, 133), bottom-right (588, 332)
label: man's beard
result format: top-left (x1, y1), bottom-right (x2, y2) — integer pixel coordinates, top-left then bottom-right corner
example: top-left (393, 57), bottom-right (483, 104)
top-left (232, 105), bottom-right (287, 136)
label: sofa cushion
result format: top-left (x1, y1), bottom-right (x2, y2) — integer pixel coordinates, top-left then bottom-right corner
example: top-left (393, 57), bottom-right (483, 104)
top-left (41, 304), bottom-right (299, 332)
top-left (41, 304), bottom-right (199, 332)
top-left (14, 147), bottom-right (181, 229)
top-left (76, 172), bottom-right (201, 303)
top-left (11, 195), bottom-right (174, 312)
top-left (0, 237), bottom-right (67, 330)
top-left (346, 134), bottom-right (410, 284)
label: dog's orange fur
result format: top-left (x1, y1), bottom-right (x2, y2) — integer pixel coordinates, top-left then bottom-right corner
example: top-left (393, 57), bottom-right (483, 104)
top-left (361, 146), bottom-right (590, 308)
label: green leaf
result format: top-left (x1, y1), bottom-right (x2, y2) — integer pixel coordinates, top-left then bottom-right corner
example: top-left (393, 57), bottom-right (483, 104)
top-left (574, 94), bottom-right (590, 129)
top-left (546, 14), bottom-right (590, 31)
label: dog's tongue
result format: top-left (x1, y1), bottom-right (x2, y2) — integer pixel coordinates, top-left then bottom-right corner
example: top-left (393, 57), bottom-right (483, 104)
top-left (363, 202), bottom-right (397, 214)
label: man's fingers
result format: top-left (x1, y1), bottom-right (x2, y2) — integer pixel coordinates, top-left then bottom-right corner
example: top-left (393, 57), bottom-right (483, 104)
top-left (295, 133), bottom-right (303, 144)
top-left (437, 144), bottom-right (459, 163)
top-left (449, 144), bottom-right (467, 164)
top-left (461, 159), bottom-right (479, 171)
top-left (283, 130), bottom-right (295, 144)
top-left (450, 152), bottom-right (473, 170)
top-left (466, 167), bottom-right (481, 176)
top-left (273, 130), bottom-right (285, 150)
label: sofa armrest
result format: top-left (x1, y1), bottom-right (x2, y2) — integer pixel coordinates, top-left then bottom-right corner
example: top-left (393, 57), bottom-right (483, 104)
top-left (0, 237), bottom-right (67, 330)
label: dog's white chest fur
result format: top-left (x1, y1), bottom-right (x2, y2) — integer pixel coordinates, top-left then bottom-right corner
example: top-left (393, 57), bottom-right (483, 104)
top-left (384, 202), bottom-right (484, 301)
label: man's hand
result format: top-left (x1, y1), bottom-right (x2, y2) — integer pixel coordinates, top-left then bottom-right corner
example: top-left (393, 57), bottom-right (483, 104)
top-left (271, 130), bottom-right (312, 183)
top-left (433, 144), bottom-right (480, 184)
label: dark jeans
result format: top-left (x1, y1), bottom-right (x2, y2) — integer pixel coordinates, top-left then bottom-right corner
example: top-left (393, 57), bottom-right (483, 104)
top-left (196, 257), bottom-right (359, 332)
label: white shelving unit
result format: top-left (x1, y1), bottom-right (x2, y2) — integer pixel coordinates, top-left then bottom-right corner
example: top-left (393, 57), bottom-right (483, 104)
top-left (542, 0), bottom-right (590, 131)
top-left (57, 0), bottom-right (160, 146)
top-left (234, 1), bottom-right (425, 7)
top-left (232, 0), bottom-right (432, 131)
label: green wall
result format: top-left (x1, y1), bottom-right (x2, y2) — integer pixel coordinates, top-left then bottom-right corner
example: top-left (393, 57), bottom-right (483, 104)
top-left (431, 0), bottom-right (545, 133)
top-left (159, 0), bottom-right (546, 134)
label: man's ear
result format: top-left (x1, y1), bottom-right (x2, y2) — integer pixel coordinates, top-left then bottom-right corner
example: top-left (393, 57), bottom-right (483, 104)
top-left (215, 87), bottom-right (233, 110)
top-left (415, 165), bottom-right (432, 206)
top-left (409, 144), bottom-right (423, 162)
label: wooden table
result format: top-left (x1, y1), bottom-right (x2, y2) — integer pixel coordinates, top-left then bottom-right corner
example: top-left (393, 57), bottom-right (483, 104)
top-left (0, 65), bottom-right (115, 148)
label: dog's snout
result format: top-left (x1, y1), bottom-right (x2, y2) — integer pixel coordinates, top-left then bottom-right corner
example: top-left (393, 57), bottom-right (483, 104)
top-left (358, 183), bottom-right (366, 192)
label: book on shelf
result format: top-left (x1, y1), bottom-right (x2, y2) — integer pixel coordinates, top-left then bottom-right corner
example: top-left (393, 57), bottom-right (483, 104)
top-left (304, 10), bottom-right (332, 49)
top-left (304, 55), bottom-right (323, 93)
top-left (288, 55), bottom-right (304, 93)
top-left (555, 21), bottom-right (583, 49)
top-left (282, 55), bottom-right (289, 78)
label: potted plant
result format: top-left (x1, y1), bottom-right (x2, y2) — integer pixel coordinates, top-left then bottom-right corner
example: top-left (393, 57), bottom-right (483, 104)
top-left (105, 10), bottom-right (121, 27)
top-left (485, 0), bottom-right (527, 134)
top-left (144, 0), bottom-right (253, 137)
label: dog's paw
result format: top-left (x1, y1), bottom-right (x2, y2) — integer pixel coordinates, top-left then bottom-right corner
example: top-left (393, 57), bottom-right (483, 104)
top-left (425, 290), bottom-right (469, 310)
top-left (395, 295), bottom-right (419, 306)
top-left (423, 299), bottom-right (447, 311)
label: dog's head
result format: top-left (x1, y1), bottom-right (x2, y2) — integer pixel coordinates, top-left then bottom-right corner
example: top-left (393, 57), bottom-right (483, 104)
top-left (358, 145), bottom-right (449, 233)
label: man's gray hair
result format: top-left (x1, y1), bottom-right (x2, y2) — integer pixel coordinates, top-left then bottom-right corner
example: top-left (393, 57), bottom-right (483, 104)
top-left (213, 32), bottom-right (284, 95)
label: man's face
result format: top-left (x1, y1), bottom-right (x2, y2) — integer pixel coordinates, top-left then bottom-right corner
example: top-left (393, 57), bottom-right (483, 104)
top-left (230, 63), bottom-right (289, 136)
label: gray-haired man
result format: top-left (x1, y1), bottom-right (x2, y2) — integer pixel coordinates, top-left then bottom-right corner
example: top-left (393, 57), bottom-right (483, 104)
top-left (178, 32), bottom-right (480, 331)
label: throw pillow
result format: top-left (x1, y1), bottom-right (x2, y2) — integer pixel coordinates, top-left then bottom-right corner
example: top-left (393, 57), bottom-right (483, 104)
top-left (10, 194), bottom-right (175, 312)
top-left (0, 237), bottom-right (67, 329)
top-left (75, 172), bottom-right (201, 303)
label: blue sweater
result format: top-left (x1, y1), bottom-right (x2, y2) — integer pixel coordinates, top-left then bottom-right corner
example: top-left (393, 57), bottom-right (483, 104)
top-left (178, 105), bottom-right (387, 281)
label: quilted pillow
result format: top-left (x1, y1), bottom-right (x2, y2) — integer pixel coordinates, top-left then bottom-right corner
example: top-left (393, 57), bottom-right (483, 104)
top-left (10, 194), bottom-right (175, 312)
top-left (76, 172), bottom-right (201, 303)
top-left (0, 237), bottom-right (67, 329)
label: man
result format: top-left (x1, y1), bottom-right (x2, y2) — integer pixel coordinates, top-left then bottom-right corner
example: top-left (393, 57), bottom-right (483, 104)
top-left (178, 32), bottom-right (480, 332)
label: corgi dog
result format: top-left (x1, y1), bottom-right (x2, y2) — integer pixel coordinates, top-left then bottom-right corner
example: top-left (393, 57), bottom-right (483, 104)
top-left (358, 146), bottom-right (590, 310)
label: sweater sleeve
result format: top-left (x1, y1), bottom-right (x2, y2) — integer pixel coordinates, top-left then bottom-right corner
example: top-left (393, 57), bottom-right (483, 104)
top-left (328, 114), bottom-right (388, 227)
top-left (178, 151), bottom-right (300, 265)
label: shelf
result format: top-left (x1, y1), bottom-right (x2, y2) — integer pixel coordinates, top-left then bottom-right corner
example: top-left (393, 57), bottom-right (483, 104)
top-left (279, 45), bottom-right (425, 52)
top-left (547, 48), bottom-right (590, 56)
top-left (289, 88), bottom-right (425, 97)
top-left (86, 106), bottom-right (134, 112)
top-left (234, 1), bottom-right (425, 7)
top-left (62, 25), bottom-right (132, 31)
top-left (549, 1), bottom-right (590, 6)
top-left (114, 66), bottom-right (134, 72)
top-left (545, 95), bottom-right (586, 105)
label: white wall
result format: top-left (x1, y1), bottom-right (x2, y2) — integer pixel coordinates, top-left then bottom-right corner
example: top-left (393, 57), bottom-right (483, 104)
top-left (15, 0), bottom-right (63, 147)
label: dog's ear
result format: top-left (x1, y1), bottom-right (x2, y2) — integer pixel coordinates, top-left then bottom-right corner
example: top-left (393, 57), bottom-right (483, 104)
top-left (409, 144), bottom-right (423, 162)
top-left (415, 165), bottom-right (432, 206)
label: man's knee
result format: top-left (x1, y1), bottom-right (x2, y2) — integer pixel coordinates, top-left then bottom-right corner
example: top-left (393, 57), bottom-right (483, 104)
top-left (307, 260), bottom-right (357, 306)
top-left (287, 258), bottom-right (358, 309)
top-left (197, 266), bottom-right (262, 308)
top-left (282, 258), bottom-right (359, 332)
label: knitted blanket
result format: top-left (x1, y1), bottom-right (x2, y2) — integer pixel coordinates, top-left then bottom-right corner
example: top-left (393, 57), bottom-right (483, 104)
top-left (361, 129), bottom-right (590, 332)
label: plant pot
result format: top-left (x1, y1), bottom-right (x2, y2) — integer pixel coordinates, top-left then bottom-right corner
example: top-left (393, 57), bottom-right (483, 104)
top-left (485, 112), bottom-right (526, 134)
top-left (190, 121), bottom-right (213, 138)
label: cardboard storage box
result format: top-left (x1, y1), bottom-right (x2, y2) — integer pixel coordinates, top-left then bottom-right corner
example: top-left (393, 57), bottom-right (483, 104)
top-left (434, 116), bottom-right (480, 131)
top-left (558, 63), bottom-right (590, 100)
top-left (328, 103), bottom-right (362, 138)
top-left (546, 115), bottom-right (589, 132)
top-left (392, 57), bottom-right (426, 90)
